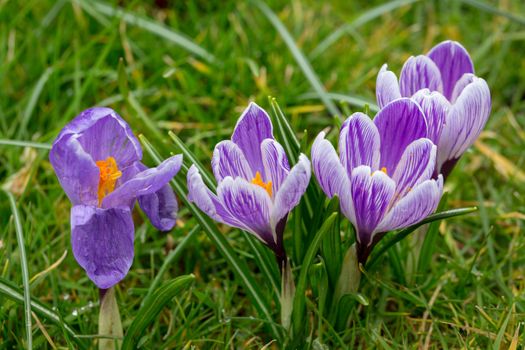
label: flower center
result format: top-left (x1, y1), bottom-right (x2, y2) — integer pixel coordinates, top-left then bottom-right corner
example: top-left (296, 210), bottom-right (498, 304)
top-left (95, 156), bottom-right (122, 206)
top-left (251, 171), bottom-right (272, 197)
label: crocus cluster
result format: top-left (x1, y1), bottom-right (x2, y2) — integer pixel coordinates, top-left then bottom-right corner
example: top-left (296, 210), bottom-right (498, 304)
top-left (187, 103), bottom-right (311, 265)
top-left (376, 40), bottom-right (491, 177)
top-left (50, 107), bottom-right (182, 289)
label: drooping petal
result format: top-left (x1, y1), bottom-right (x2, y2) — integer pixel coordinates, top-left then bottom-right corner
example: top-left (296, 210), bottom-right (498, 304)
top-left (102, 155), bottom-right (182, 208)
top-left (261, 139), bottom-right (290, 194)
top-left (339, 112), bottom-right (380, 174)
top-left (271, 154), bottom-right (311, 227)
top-left (437, 77), bottom-right (491, 172)
top-left (428, 40), bottom-right (475, 101)
top-left (311, 132), bottom-right (354, 222)
top-left (374, 98), bottom-right (427, 173)
top-left (49, 134), bottom-right (99, 206)
top-left (392, 138), bottom-right (436, 199)
top-left (376, 64), bottom-right (402, 109)
top-left (59, 107), bottom-right (142, 168)
top-left (231, 102), bottom-right (273, 175)
top-left (376, 176), bottom-right (443, 233)
top-left (138, 182), bottom-right (178, 231)
top-left (212, 141), bottom-right (253, 182)
top-left (187, 165), bottom-right (245, 227)
top-left (399, 55), bottom-right (443, 97)
top-left (350, 166), bottom-right (395, 247)
top-left (411, 89), bottom-right (450, 145)
top-left (217, 177), bottom-right (275, 246)
top-left (450, 73), bottom-right (475, 104)
top-left (71, 205), bottom-right (134, 289)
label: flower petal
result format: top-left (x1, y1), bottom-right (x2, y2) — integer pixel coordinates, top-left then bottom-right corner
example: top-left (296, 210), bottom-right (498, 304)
top-left (49, 134), bottom-right (99, 206)
top-left (212, 141), bottom-right (253, 182)
top-left (376, 64), bottom-right (402, 109)
top-left (350, 166), bottom-right (395, 247)
top-left (102, 155), bottom-right (182, 208)
top-left (217, 177), bottom-right (275, 246)
top-left (392, 138), bottom-right (436, 199)
top-left (376, 176), bottom-right (443, 233)
top-left (71, 205), bottom-right (134, 289)
top-left (428, 40), bottom-right (474, 101)
top-left (231, 102), bottom-right (274, 175)
top-left (261, 139), bottom-right (290, 195)
top-left (138, 182), bottom-right (178, 231)
top-left (58, 107), bottom-right (142, 168)
top-left (374, 98), bottom-right (428, 173)
top-left (271, 154), bottom-right (311, 226)
top-left (411, 89), bottom-right (450, 145)
top-left (450, 73), bottom-right (475, 104)
top-left (437, 77), bottom-right (491, 172)
top-left (339, 112), bottom-right (380, 174)
top-left (399, 55), bottom-right (443, 97)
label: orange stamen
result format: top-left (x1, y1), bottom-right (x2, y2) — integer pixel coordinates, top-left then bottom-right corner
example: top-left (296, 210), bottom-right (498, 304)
top-left (251, 171), bottom-right (273, 197)
top-left (380, 167), bottom-right (387, 175)
top-left (95, 156), bottom-right (122, 206)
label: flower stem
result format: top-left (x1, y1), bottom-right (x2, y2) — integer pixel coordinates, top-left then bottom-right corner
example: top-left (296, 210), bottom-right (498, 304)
top-left (98, 287), bottom-right (123, 350)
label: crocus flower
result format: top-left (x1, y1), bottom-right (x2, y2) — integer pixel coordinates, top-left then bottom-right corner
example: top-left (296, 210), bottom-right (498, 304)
top-left (187, 103), bottom-right (311, 264)
top-left (312, 98), bottom-right (443, 263)
top-left (376, 40), bottom-right (491, 178)
top-left (50, 107), bottom-right (182, 289)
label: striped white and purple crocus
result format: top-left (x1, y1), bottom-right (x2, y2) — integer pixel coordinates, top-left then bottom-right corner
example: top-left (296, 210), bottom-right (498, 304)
top-left (50, 107), bottom-right (182, 289)
top-left (376, 40), bottom-right (491, 178)
top-left (187, 103), bottom-right (311, 264)
top-left (312, 99), bottom-right (443, 263)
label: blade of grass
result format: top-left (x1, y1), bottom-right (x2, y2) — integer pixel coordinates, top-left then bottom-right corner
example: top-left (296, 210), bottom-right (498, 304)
top-left (0, 139), bottom-right (52, 149)
top-left (460, 0), bottom-right (525, 26)
top-left (4, 190), bottom-right (32, 349)
top-left (242, 232), bottom-right (280, 298)
top-left (310, 0), bottom-right (420, 58)
top-left (297, 92), bottom-right (379, 113)
top-left (75, 0), bottom-right (217, 63)
top-left (253, 1), bottom-right (341, 117)
top-left (367, 207), bottom-right (478, 269)
top-left (121, 274), bottom-right (196, 350)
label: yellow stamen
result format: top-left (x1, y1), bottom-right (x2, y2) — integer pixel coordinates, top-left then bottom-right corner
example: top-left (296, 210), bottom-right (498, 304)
top-left (96, 156), bottom-right (122, 206)
top-left (381, 167), bottom-right (387, 175)
top-left (251, 171), bottom-right (273, 197)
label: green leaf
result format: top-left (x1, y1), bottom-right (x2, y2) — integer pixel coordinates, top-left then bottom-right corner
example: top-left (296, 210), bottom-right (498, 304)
top-left (0, 139), bottom-right (51, 150)
top-left (297, 92), bottom-right (379, 113)
top-left (121, 275), bottom-right (195, 350)
top-left (0, 277), bottom-right (87, 349)
top-left (460, 0), bottom-right (525, 26)
top-left (366, 207), bottom-right (478, 269)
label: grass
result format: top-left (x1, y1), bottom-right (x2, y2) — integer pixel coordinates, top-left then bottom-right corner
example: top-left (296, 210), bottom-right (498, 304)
top-left (1, 0), bottom-right (525, 348)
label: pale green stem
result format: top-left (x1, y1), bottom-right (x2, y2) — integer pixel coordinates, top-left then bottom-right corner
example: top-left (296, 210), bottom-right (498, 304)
top-left (334, 243), bottom-right (361, 303)
top-left (98, 287), bottom-right (123, 350)
top-left (280, 259), bottom-right (295, 332)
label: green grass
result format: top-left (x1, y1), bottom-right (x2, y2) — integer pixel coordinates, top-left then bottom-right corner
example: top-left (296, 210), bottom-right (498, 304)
top-left (1, 0), bottom-right (525, 348)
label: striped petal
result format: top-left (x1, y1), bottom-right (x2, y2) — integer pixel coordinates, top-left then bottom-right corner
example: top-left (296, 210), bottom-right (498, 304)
top-left (399, 55), bottom-right (443, 97)
top-left (412, 89), bottom-right (450, 145)
top-left (376, 64), bottom-right (402, 109)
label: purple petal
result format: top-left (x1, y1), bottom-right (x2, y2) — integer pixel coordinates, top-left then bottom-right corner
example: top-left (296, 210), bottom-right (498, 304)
top-left (399, 55), bottom-right (443, 97)
top-left (350, 166), bottom-right (395, 247)
top-left (212, 141), bottom-right (253, 182)
top-left (71, 205), bottom-right (134, 289)
top-left (138, 182), bottom-right (178, 231)
top-left (339, 112), bottom-right (380, 175)
top-left (58, 107), bottom-right (142, 168)
top-left (428, 40), bottom-right (475, 101)
top-left (450, 73), bottom-right (475, 103)
top-left (376, 176), bottom-right (443, 233)
top-left (49, 134), bottom-right (99, 206)
top-left (261, 139), bottom-right (290, 195)
top-left (217, 176), bottom-right (275, 246)
top-left (231, 102), bottom-right (274, 175)
top-left (376, 64), bottom-right (402, 109)
top-left (392, 138), bottom-right (436, 199)
top-left (374, 98), bottom-right (427, 173)
top-left (102, 155), bottom-right (182, 208)
top-left (437, 77), bottom-right (491, 172)
top-left (187, 165), bottom-right (244, 227)
top-left (271, 154), bottom-right (311, 226)
top-left (411, 89), bottom-right (450, 145)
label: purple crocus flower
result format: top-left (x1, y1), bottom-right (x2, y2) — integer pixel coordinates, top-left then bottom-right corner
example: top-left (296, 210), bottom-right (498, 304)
top-left (187, 103), bottom-right (311, 264)
top-left (50, 107), bottom-right (182, 289)
top-left (376, 40), bottom-right (491, 178)
top-left (311, 99), bottom-right (443, 263)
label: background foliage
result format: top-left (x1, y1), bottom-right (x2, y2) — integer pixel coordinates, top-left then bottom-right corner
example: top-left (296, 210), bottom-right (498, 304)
top-left (1, 0), bottom-right (524, 348)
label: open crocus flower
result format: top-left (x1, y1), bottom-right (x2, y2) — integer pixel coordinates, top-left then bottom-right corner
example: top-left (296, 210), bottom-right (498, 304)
top-left (376, 40), bottom-right (491, 178)
top-left (50, 107), bottom-right (182, 289)
top-left (312, 98), bottom-right (443, 263)
top-left (187, 102), bottom-right (311, 264)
